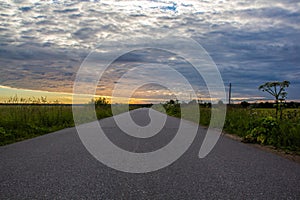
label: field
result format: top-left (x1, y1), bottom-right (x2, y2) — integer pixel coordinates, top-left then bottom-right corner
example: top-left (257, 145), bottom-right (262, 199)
top-left (224, 107), bottom-right (300, 152)
top-left (161, 102), bottom-right (300, 153)
top-left (0, 104), bottom-right (142, 146)
top-left (1, 102), bottom-right (299, 154)
top-left (0, 102), bottom-right (149, 146)
top-left (0, 105), bottom-right (73, 145)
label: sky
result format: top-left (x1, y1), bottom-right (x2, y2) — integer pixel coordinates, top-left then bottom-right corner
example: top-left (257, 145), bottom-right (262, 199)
top-left (0, 0), bottom-right (299, 104)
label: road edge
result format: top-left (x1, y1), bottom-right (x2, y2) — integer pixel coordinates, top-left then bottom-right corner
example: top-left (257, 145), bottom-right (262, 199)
top-left (223, 132), bottom-right (300, 164)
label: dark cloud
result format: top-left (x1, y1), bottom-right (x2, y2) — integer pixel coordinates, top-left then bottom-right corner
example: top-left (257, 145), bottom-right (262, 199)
top-left (73, 28), bottom-right (95, 40)
top-left (195, 24), bottom-right (300, 95)
top-left (53, 8), bottom-right (79, 13)
top-left (0, 0), bottom-right (299, 101)
top-left (0, 44), bottom-right (88, 92)
top-left (19, 6), bottom-right (32, 12)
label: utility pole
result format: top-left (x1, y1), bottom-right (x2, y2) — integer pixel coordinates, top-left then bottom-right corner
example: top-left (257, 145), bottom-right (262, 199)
top-left (228, 83), bottom-right (232, 105)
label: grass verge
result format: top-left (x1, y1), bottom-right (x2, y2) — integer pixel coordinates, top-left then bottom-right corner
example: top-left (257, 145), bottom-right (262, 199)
top-left (159, 101), bottom-right (300, 155)
top-left (0, 104), bottom-right (144, 146)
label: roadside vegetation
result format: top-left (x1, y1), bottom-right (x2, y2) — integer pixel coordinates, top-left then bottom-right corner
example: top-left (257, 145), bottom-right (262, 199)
top-left (1, 81), bottom-right (299, 153)
top-left (0, 104), bottom-right (74, 145)
top-left (0, 96), bottom-right (144, 146)
top-left (225, 107), bottom-right (300, 153)
top-left (159, 81), bottom-right (300, 153)
top-left (160, 99), bottom-right (300, 154)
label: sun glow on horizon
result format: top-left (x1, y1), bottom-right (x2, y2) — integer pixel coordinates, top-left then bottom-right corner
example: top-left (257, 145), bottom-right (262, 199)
top-left (0, 84), bottom-right (286, 105)
top-left (0, 85), bottom-right (100, 104)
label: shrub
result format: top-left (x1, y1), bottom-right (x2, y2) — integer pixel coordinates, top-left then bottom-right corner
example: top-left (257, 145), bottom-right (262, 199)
top-left (243, 116), bottom-right (279, 145)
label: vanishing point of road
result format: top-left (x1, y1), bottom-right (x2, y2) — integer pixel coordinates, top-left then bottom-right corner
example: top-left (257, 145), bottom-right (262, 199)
top-left (1, 108), bottom-right (299, 199)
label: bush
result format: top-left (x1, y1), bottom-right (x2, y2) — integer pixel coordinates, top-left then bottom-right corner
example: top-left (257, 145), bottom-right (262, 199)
top-left (159, 104), bottom-right (300, 153)
top-left (243, 116), bottom-right (279, 145)
top-left (242, 114), bottom-right (300, 152)
top-left (163, 100), bottom-right (181, 118)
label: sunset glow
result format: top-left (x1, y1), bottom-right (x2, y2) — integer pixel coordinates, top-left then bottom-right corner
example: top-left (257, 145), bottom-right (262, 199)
top-left (0, 0), bottom-right (299, 103)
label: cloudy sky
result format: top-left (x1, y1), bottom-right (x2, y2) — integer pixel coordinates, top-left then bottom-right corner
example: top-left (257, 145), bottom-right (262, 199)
top-left (0, 0), bottom-right (299, 103)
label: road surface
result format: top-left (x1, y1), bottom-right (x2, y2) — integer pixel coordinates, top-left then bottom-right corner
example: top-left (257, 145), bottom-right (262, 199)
top-left (1, 108), bottom-right (299, 199)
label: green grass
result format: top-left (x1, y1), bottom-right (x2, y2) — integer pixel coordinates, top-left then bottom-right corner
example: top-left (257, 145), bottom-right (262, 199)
top-left (0, 104), bottom-right (146, 146)
top-left (0, 105), bottom-right (75, 145)
top-left (224, 108), bottom-right (300, 152)
top-left (160, 102), bottom-right (300, 153)
top-left (1, 102), bottom-right (299, 154)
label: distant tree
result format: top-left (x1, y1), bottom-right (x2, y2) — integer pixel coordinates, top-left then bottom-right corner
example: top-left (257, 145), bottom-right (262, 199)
top-left (201, 102), bottom-right (212, 108)
top-left (264, 102), bottom-right (272, 108)
top-left (287, 101), bottom-right (298, 108)
top-left (258, 81), bottom-right (290, 118)
top-left (168, 99), bottom-right (175, 105)
top-left (90, 97), bottom-right (109, 107)
top-left (217, 100), bottom-right (224, 105)
top-left (188, 99), bottom-right (197, 105)
top-left (163, 99), bottom-right (180, 117)
top-left (165, 99), bottom-right (180, 105)
top-left (241, 101), bottom-right (250, 108)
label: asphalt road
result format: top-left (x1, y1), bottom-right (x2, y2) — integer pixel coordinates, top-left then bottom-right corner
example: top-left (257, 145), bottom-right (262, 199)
top-left (1, 108), bottom-right (299, 199)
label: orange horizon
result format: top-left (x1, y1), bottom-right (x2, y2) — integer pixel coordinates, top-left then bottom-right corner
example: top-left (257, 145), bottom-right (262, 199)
top-left (1, 85), bottom-right (299, 104)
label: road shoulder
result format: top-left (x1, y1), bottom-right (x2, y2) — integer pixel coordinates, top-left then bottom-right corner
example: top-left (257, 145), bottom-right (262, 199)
top-left (223, 132), bottom-right (300, 164)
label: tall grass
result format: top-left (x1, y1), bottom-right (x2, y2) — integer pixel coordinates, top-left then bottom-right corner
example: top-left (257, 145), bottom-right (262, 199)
top-left (160, 101), bottom-right (300, 153)
top-left (224, 108), bottom-right (300, 152)
top-left (0, 105), bottom-right (113, 146)
top-left (0, 102), bottom-right (146, 146)
top-left (0, 105), bottom-right (75, 145)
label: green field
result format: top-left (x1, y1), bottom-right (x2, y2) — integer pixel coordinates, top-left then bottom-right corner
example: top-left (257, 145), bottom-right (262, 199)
top-left (0, 103), bottom-right (148, 146)
top-left (0, 105), bottom-right (74, 145)
top-left (1, 103), bottom-right (299, 154)
top-left (224, 107), bottom-right (300, 152)
top-left (161, 102), bottom-right (300, 153)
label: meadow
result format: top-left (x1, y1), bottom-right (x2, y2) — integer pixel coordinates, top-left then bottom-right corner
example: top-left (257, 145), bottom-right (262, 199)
top-left (0, 93), bottom-right (149, 146)
top-left (0, 105), bottom-right (74, 145)
top-left (224, 107), bottom-right (300, 152)
top-left (1, 98), bottom-right (299, 154)
top-left (161, 101), bottom-right (300, 153)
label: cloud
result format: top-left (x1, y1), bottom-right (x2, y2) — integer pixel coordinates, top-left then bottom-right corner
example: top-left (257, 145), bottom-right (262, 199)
top-left (0, 44), bottom-right (88, 92)
top-left (0, 0), bottom-right (299, 102)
